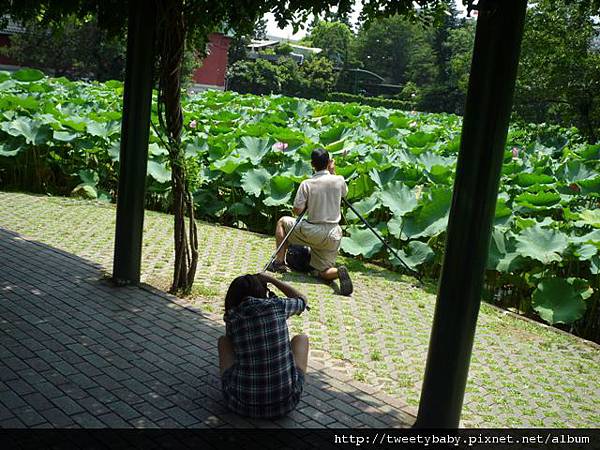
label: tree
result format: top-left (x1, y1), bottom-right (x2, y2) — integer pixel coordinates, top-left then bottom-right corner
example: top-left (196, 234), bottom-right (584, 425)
top-left (515, 0), bottom-right (600, 141)
top-left (0, 0), bottom-right (450, 294)
top-left (353, 15), bottom-right (438, 87)
top-left (308, 21), bottom-right (354, 66)
top-left (2, 15), bottom-right (126, 81)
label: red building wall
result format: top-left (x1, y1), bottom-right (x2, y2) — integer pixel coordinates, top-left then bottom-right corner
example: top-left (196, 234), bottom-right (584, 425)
top-left (192, 33), bottom-right (231, 87)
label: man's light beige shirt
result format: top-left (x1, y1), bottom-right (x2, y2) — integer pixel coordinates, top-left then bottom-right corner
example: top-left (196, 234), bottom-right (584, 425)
top-left (293, 170), bottom-right (348, 224)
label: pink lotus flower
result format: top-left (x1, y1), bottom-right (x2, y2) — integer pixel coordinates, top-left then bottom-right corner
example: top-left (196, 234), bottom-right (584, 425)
top-left (274, 142), bottom-right (288, 151)
top-left (511, 147), bottom-right (519, 160)
top-left (189, 120), bottom-right (197, 129)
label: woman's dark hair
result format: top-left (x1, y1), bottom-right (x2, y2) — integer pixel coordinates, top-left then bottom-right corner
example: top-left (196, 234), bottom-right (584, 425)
top-left (224, 274), bottom-right (268, 312)
top-left (311, 148), bottom-right (330, 171)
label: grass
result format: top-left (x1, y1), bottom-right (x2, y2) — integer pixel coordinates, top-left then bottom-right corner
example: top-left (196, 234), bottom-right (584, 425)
top-left (1, 191), bottom-right (599, 428)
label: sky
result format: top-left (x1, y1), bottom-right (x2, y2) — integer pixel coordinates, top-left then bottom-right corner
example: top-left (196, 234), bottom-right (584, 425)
top-left (265, 0), bottom-right (470, 40)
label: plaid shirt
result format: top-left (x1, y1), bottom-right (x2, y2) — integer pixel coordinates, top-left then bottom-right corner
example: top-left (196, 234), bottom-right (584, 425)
top-left (222, 296), bottom-right (306, 418)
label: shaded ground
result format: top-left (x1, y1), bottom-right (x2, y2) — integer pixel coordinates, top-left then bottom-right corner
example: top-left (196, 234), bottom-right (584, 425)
top-left (0, 228), bottom-right (414, 429)
top-left (1, 192), bottom-right (599, 427)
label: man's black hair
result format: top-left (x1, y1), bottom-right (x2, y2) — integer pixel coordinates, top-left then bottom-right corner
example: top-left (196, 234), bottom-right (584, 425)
top-left (224, 274), bottom-right (268, 312)
top-left (311, 148), bottom-right (330, 171)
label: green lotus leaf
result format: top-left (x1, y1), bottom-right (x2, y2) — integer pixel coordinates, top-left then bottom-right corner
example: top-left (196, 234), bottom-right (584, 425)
top-left (574, 244), bottom-right (598, 261)
top-left (319, 124), bottom-right (352, 145)
top-left (578, 176), bottom-right (600, 195)
top-left (109, 141), bottom-right (120, 162)
top-left (388, 113), bottom-right (411, 129)
top-left (12, 68), bottom-right (45, 82)
top-left (53, 130), bottom-right (78, 142)
top-left (418, 152), bottom-right (453, 170)
top-left (241, 168), bottom-right (271, 197)
top-left (1, 117), bottom-right (50, 145)
top-left (347, 174), bottom-right (375, 200)
top-left (341, 226), bottom-right (383, 258)
top-left (280, 159), bottom-right (312, 182)
top-left (346, 193), bottom-right (380, 221)
top-left (148, 143), bottom-right (168, 157)
top-left (591, 255), bottom-right (600, 275)
top-left (390, 240), bottom-right (434, 270)
top-left (515, 173), bottom-right (555, 187)
top-left (560, 160), bottom-right (596, 183)
top-left (62, 117), bottom-right (88, 132)
top-left (0, 141), bottom-right (23, 157)
top-left (78, 169), bottom-right (99, 186)
top-left (370, 115), bottom-right (392, 131)
top-left (264, 175), bottom-right (294, 206)
top-left (575, 143), bottom-right (599, 161)
top-left (71, 184), bottom-right (98, 199)
top-left (86, 120), bottom-right (120, 140)
top-left (532, 277), bottom-right (591, 325)
top-left (211, 155), bottom-right (246, 174)
top-left (427, 165), bottom-right (453, 185)
top-left (515, 191), bottom-right (561, 208)
top-left (370, 167), bottom-right (400, 188)
top-left (406, 131), bottom-right (436, 148)
top-left (515, 224), bottom-right (569, 264)
top-left (379, 181), bottom-right (418, 217)
top-left (569, 230), bottom-right (600, 245)
top-left (387, 216), bottom-right (403, 239)
top-left (237, 136), bottom-right (272, 164)
top-left (495, 198), bottom-right (512, 219)
top-left (401, 188), bottom-right (452, 239)
top-left (147, 160), bottom-right (171, 183)
top-left (574, 209), bottom-right (600, 228)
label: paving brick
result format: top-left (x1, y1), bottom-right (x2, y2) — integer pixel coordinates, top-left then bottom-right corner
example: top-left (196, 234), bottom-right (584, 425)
top-left (107, 401), bottom-right (140, 421)
top-left (72, 412), bottom-right (105, 428)
top-left (40, 407), bottom-right (75, 428)
top-left (162, 406), bottom-right (198, 427)
top-left (23, 392), bottom-right (54, 411)
top-left (51, 396), bottom-right (85, 416)
top-left (13, 406), bottom-right (47, 427)
top-left (97, 412), bottom-right (130, 428)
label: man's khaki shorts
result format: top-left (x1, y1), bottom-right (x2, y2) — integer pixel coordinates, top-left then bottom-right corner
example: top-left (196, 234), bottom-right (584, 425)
top-left (281, 216), bottom-right (342, 272)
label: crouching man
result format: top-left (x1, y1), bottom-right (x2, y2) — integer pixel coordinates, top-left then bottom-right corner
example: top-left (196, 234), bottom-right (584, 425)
top-left (268, 148), bottom-right (353, 296)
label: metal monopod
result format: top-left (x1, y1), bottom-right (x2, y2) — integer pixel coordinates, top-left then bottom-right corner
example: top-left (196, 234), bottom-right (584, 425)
top-left (263, 210), bottom-right (306, 273)
top-left (342, 198), bottom-right (422, 284)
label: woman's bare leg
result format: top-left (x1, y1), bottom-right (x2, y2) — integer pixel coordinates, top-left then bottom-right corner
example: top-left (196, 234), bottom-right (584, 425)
top-left (218, 335), bottom-right (235, 376)
top-left (291, 334), bottom-right (309, 374)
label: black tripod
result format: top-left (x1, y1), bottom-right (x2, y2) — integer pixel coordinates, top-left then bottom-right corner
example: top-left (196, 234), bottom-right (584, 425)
top-left (343, 198), bottom-right (423, 284)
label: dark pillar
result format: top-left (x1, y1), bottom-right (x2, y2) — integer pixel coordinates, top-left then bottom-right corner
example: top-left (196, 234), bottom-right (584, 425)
top-left (415, 0), bottom-right (527, 428)
top-left (113, 0), bottom-right (156, 285)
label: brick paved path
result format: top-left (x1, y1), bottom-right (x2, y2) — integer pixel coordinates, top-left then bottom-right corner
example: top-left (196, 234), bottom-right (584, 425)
top-left (0, 228), bottom-right (415, 428)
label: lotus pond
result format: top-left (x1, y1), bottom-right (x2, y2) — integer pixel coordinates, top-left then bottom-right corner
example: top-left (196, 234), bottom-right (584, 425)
top-left (0, 69), bottom-right (598, 341)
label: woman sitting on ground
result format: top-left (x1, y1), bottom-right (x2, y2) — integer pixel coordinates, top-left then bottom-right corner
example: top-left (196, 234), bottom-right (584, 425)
top-left (218, 272), bottom-right (309, 419)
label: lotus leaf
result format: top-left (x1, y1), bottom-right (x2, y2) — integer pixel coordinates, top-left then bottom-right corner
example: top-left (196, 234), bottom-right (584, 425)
top-left (532, 277), bottom-right (591, 325)
top-left (264, 175), bottom-right (294, 206)
top-left (401, 188), bottom-right (452, 239)
top-left (147, 160), bottom-right (171, 183)
top-left (341, 226), bottom-right (383, 258)
top-left (390, 241), bottom-right (434, 270)
top-left (574, 209), bottom-right (600, 228)
top-left (241, 168), bottom-right (271, 197)
top-left (346, 193), bottom-right (380, 221)
top-left (12, 68), bottom-right (45, 82)
top-left (379, 182), bottom-right (418, 217)
top-left (515, 224), bottom-right (568, 264)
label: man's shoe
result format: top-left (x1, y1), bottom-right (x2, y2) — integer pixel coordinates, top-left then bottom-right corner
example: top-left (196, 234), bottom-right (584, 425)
top-left (266, 259), bottom-right (288, 273)
top-left (337, 266), bottom-right (353, 296)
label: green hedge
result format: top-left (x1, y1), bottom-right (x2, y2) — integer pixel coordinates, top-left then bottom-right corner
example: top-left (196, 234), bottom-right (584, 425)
top-left (326, 92), bottom-right (415, 110)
